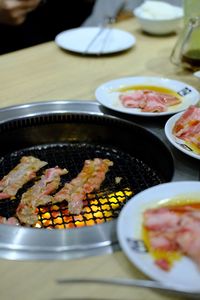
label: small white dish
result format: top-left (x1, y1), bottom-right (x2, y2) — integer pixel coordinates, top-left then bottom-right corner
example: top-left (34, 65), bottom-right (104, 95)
top-left (117, 181), bottom-right (200, 292)
top-left (95, 76), bottom-right (200, 117)
top-left (55, 27), bottom-right (136, 55)
top-left (165, 111), bottom-right (200, 160)
top-left (133, 1), bottom-right (183, 35)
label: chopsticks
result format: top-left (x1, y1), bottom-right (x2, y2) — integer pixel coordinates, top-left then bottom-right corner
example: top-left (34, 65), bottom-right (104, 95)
top-left (83, 1), bottom-right (127, 55)
top-left (83, 19), bottom-right (110, 55)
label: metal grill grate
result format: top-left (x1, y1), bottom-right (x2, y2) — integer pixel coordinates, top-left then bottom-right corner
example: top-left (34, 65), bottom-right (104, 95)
top-left (0, 143), bottom-right (163, 228)
top-left (36, 188), bottom-right (132, 229)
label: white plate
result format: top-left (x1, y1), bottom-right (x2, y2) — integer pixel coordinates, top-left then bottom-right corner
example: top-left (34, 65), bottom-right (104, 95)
top-left (117, 181), bottom-right (200, 292)
top-left (95, 76), bottom-right (200, 116)
top-left (55, 27), bottom-right (136, 55)
top-left (165, 111), bottom-right (200, 160)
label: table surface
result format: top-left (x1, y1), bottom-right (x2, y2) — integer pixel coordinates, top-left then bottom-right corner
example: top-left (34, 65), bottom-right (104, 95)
top-left (0, 17), bottom-right (199, 300)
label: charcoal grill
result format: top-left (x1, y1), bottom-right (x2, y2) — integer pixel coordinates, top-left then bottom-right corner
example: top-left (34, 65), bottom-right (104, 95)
top-left (0, 100), bottom-right (174, 260)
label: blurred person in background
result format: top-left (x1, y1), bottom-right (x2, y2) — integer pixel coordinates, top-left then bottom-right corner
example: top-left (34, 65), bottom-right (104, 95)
top-left (0, 0), bottom-right (95, 54)
top-left (0, 0), bottom-right (183, 55)
top-left (84, 0), bottom-right (183, 26)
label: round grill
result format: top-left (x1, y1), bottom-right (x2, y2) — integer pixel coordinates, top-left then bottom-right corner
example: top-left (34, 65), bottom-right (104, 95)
top-left (0, 143), bottom-right (162, 228)
top-left (0, 101), bottom-right (175, 260)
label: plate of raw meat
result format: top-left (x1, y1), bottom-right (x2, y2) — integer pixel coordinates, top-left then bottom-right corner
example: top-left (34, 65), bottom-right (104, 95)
top-left (95, 76), bottom-right (200, 116)
top-left (165, 105), bottom-right (200, 160)
top-left (117, 181), bottom-right (200, 292)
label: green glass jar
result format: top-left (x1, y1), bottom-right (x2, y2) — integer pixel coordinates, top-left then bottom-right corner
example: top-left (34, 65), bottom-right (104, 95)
top-left (182, 0), bottom-right (200, 68)
top-left (170, 0), bottom-right (200, 70)
top-left (184, 0), bottom-right (200, 24)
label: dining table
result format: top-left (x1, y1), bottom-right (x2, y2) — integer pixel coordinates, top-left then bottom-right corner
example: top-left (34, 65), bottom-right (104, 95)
top-left (0, 16), bottom-right (199, 300)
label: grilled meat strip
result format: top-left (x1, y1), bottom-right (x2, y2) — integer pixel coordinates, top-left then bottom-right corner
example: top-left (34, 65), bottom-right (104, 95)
top-left (54, 158), bottom-right (113, 215)
top-left (16, 166), bottom-right (68, 226)
top-left (0, 156), bottom-right (47, 200)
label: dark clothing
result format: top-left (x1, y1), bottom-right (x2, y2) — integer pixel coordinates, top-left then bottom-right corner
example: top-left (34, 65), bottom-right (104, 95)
top-left (0, 0), bottom-right (95, 54)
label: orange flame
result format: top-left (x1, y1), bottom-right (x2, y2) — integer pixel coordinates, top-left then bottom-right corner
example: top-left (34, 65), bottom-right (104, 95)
top-left (35, 188), bottom-right (133, 229)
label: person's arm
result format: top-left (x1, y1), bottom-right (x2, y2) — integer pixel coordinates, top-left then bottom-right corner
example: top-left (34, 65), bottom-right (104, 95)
top-left (0, 0), bottom-right (41, 25)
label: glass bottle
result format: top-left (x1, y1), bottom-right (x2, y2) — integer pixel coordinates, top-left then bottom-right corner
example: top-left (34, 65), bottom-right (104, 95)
top-left (170, 0), bottom-right (200, 70)
top-left (182, 0), bottom-right (200, 69)
top-left (184, 0), bottom-right (200, 25)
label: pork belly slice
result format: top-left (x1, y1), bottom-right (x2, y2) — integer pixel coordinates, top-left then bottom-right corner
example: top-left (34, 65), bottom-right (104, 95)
top-left (158, 93), bottom-right (181, 106)
top-left (183, 132), bottom-right (200, 153)
top-left (0, 156), bottom-right (47, 200)
top-left (175, 121), bottom-right (200, 151)
top-left (119, 90), bottom-right (146, 108)
top-left (172, 105), bottom-right (200, 152)
top-left (173, 105), bottom-right (200, 137)
top-left (141, 92), bottom-right (167, 112)
top-left (144, 208), bottom-right (181, 252)
top-left (119, 90), bottom-right (181, 112)
top-left (144, 206), bottom-right (200, 270)
top-left (143, 207), bottom-right (181, 231)
top-left (16, 166), bottom-right (68, 226)
top-left (176, 211), bottom-right (200, 268)
top-left (148, 230), bottom-right (179, 252)
top-left (54, 158), bottom-right (113, 215)
top-left (155, 258), bottom-right (171, 271)
top-left (142, 91), bottom-right (180, 112)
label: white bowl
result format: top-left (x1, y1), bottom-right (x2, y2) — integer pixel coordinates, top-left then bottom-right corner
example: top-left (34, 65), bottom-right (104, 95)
top-left (134, 1), bottom-right (184, 35)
